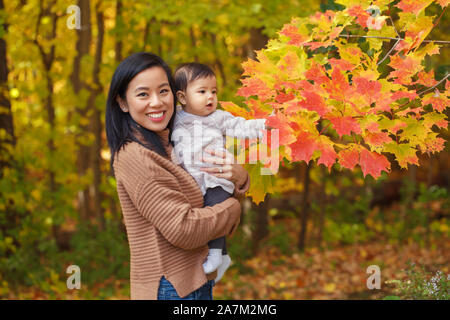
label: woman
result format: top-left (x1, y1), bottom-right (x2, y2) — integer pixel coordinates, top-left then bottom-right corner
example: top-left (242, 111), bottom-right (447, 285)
top-left (105, 52), bottom-right (249, 300)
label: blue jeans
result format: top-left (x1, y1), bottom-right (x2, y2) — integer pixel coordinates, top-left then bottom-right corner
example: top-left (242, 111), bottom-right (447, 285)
top-left (157, 276), bottom-right (214, 300)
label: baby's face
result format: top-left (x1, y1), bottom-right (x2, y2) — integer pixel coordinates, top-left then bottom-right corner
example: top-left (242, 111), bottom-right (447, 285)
top-left (180, 76), bottom-right (217, 116)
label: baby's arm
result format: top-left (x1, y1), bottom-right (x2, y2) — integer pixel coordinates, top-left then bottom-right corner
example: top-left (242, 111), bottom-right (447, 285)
top-left (217, 110), bottom-right (267, 139)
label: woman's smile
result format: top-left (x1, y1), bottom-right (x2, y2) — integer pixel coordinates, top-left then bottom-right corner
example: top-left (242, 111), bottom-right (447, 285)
top-left (146, 110), bottom-right (166, 122)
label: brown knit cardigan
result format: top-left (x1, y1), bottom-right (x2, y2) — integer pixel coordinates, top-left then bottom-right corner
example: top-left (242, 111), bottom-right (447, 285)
top-left (113, 128), bottom-right (249, 300)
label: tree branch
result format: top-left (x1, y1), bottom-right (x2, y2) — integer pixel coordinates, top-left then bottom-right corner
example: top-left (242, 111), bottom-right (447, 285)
top-left (417, 73), bottom-right (449, 96)
top-left (339, 34), bottom-right (450, 44)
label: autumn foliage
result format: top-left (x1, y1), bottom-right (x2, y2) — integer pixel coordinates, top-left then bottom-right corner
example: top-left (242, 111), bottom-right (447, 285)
top-left (221, 0), bottom-right (449, 202)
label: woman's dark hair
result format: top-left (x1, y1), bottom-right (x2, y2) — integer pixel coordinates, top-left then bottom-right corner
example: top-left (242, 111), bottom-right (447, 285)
top-left (173, 62), bottom-right (216, 92)
top-left (105, 52), bottom-right (177, 171)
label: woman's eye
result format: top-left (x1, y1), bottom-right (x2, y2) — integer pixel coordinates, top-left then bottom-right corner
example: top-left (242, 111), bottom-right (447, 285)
top-left (137, 92), bottom-right (148, 97)
top-left (160, 89), bottom-right (169, 94)
top-left (199, 90), bottom-right (205, 94)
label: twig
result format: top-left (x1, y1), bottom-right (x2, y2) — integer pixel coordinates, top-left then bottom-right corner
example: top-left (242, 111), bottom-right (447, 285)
top-left (389, 16), bottom-right (401, 38)
top-left (417, 73), bottom-right (449, 96)
top-left (338, 34), bottom-right (450, 44)
top-left (433, 6), bottom-right (447, 29)
top-left (377, 38), bottom-right (401, 66)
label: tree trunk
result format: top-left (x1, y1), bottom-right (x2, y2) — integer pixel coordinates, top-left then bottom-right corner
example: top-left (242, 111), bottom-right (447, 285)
top-left (298, 161), bottom-right (311, 251)
top-left (0, 0), bottom-right (15, 170)
top-left (71, 0), bottom-right (93, 222)
top-left (89, 3), bottom-right (105, 230)
top-left (115, 0), bottom-right (122, 62)
top-left (316, 166), bottom-right (326, 248)
top-left (0, 0), bottom-right (18, 238)
top-left (35, 0), bottom-right (60, 244)
top-left (251, 194), bottom-right (270, 254)
top-left (246, 27), bottom-right (269, 60)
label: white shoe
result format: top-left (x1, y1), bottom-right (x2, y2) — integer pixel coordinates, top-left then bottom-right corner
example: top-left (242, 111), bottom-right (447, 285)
top-left (215, 254), bottom-right (232, 283)
top-left (202, 249), bottom-right (222, 274)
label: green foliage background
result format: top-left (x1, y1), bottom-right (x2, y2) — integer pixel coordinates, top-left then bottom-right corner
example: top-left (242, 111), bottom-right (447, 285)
top-left (0, 0), bottom-right (448, 299)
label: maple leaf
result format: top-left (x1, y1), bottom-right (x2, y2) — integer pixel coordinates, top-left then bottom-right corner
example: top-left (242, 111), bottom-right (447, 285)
top-left (328, 58), bottom-right (354, 72)
top-left (327, 116), bottom-right (362, 137)
top-left (298, 91), bottom-right (330, 116)
top-left (359, 148), bottom-right (391, 179)
top-left (247, 99), bottom-right (272, 118)
top-left (414, 70), bottom-right (437, 87)
top-left (275, 92), bottom-right (296, 103)
top-left (328, 67), bottom-right (351, 100)
top-left (388, 54), bottom-right (424, 85)
top-left (238, 77), bottom-right (273, 101)
top-left (304, 60), bottom-right (330, 85)
top-left (391, 90), bottom-right (418, 101)
top-left (422, 95), bottom-right (448, 113)
top-left (436, 0), bottom-right (449, 7)
top-left (279, 23), bottom-right (310, 47)
top-left (384, 142), bottom-right (419, 168)
top-left (289, 131), bottom-right (318, 163)
top-left (421, 136), bottom-right (445, 153)
top-left (220, 101), bottom-right (251, 119)
top-left (396, 0), bottom-right (434, 15)
top-left (266, 113), bottom-right (297, 145)
top-left (338, 146), bottom-right (359, 170)
top-left (347, 5), bottom-right (371, 28)
top-left (421, 111), bottom-right (449, 130)
top-left (364, 131), bottom-right (393, 147)
top-left (316, 136), bottom-right (338, 171)
top-left (277, 51), bottom-right (306, 80)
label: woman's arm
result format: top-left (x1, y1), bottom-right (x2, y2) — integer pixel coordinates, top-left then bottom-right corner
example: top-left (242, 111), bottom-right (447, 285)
top-left (132, 177), bottom-right (242, 250)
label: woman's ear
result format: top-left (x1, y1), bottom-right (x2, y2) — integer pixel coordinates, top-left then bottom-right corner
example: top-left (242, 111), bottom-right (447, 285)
top-left (116, 96), bottom-right (129, 112)
top-left (176, 91), bottom-right (186, 105)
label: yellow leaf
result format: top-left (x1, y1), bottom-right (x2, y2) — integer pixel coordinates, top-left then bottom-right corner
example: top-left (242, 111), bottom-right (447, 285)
top-left (324, 283), bottom-right (336, 292)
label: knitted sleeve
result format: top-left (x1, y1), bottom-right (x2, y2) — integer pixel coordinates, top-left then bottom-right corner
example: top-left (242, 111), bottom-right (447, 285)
top-left (134, 176), bottom-right (242, 250)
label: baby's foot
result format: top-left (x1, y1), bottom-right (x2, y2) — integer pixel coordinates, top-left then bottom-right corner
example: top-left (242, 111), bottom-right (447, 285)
top-left (215, 254), bottom-right (232, 283)
top-left (202, 249), bottom-right (222, 274)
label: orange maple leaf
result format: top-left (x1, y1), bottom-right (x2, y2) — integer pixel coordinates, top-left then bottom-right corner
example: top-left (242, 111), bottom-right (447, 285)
top-left (289, 131), bottom-right (318, 162)
top-left (396, 0), bottom-right (434, 15)
top-left (338, 147), bottom-right (359, 170)
top-left (359, 148), bottom-right (391, 179)
top-left (327, 116), bottom-right (362, 138)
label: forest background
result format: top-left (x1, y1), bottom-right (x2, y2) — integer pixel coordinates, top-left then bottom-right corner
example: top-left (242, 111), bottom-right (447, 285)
top-left (0, 0), bottom-right (449, 299)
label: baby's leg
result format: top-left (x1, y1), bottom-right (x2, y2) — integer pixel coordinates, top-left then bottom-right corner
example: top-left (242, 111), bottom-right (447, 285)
top-left (203, 187), bottom-right (232, 274)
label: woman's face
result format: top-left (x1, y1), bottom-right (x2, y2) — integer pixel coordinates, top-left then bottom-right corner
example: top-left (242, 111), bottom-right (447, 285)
top-left (118, 66), bottom-right (174, 132)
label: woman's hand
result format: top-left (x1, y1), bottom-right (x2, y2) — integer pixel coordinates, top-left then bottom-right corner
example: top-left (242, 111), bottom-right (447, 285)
top-left (200, 148), bottom-right (246, 186)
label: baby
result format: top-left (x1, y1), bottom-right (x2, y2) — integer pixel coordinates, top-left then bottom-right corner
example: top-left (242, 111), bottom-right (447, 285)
top-left (171, 63), bottom-right (266, 282)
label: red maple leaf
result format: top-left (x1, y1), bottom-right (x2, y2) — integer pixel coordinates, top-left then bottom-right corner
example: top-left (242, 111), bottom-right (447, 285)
top-left (305, 61), bottom-right (330, 86)
top-left (422, 96), bottom-right (448, 112)
top-left (298, 91), bottom-right (330, 116)
top-left (275, 92), bottom-right (296, 103)
top-left (329, 67), bottom-right (351, 100)
top-left (279, 24), bottom-right (310, 47)
top-left (348, 5), bottom-right (371, 28)
top-left (317, 141), bottom-right (337, 171)
top-left (359, 148), bottom-right (391, 179)
top-left (391, 91), bottom-right (418, 101)
top-left (364, 131), bottom-right (393, 146)
top-left (289, 131), bottom-right (318, 162)
top-left (238, 77), bottom-right (273, 100)
top-left (329, 58), bottom-right (354, 72)
top-left (266, 113), bottom-right (296, 145)
top-left (396, 0), bottom-right (433, 15)
top-left (354, 76), bottom-right (382, 97)
top-left (327, 116), bottom-right (362, 137)
top-left (338, 147), bottom-right (359, 170)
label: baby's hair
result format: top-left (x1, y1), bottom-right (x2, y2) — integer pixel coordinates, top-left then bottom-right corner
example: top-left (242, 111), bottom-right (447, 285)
top-left (174, 62), bottom-right (216, 92)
